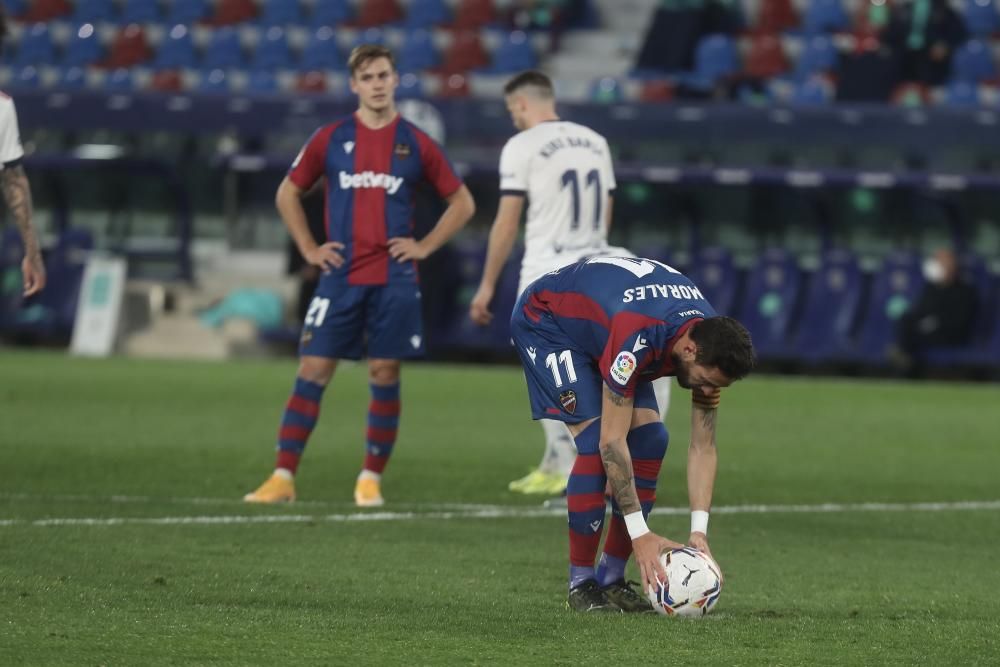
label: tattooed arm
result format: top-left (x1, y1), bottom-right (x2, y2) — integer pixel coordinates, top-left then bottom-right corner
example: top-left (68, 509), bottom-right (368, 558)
top-left (687, 386), bottom-right (720, 558)
top-left (1, 164), bottom-right (45, 296)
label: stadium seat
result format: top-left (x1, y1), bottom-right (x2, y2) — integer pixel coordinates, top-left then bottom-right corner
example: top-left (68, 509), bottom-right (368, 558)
top-left (300, 27), bottom-right (343, 71)
top-left (311, 0), bottom-right (353, 27)
top-left (119, 0), bottom-right (160, 24)
top-left (258, 0), bottom-right (304, 26)
top-left (20, 0), bottom-right (72, 23)
top-left (744, 33), bottom-right (789, 80)
top-left (4, 0), bottom-right (28, 17)
top-left (165, 0), bottom-right (209, 24)
top-left (354, 0), bottom-right (404, 27)
top-left (396, 71), bottom-right (425, 98)
top-left (251, 27), bottom-right (295, 70)
top-left (405, 0), bottom-right (450, 28)
top-left (202, 28), bottom-right (245, 70)
top-left (246, 70), bottom-right (279, 93)
top-left (104, 67), bottom-right (135, 90)
top-left (12, 24), bottom-right (56, 69)
top-left (684, 246), bottom-right (740, 316)
top-left (791, 249), bottom-right (865, 363)
top-left (924, 256), bottom-right (999, 368)
top-left (352, 27), bottom-right (387, 49)
top-left (63, 24), bottom-right (105, 67)
top-left (11, 65), bottom-right (42, 88)
top-left (150, 69), bottom-right (184, 91)
top-left (734, 248), bottom-right (803, 360)
top-left (59, 66), bottom-right (88, 88)
top-left (950, 39), bottom-right (997, 83)
top-left (849, 251), bottom-right (923, 364)
top-left (153, 25), bottom-right (197, 70)
top-left (680, 33), bottom-right (739, 91)
top-left (638, 79), bottom-right (675, 102)
top-left (72, 0), bottom-right (117, 23)
top-left (205, 0), bottom-right (258, 26)
top-left (589, 77), bottom-right (625, 104)
top-left (486, 31), bottom-right (536, 74)
top-left (439, 30), bottom-right (489, 73)
top-left (397, 29), bottom-right (439, 72)
top-left (793, 35), bottom-right (837, 81)
top-left (962, 0), bottom-right (1000, 37)
top-left (801, 0), bottom-right (849, 34)
top-left (791, 76), bottom-right (834, 105)
top-left (296, 70), bottom-right (328, 93)
top-left (891, 81), bottom-right (931, 107)
top-left (452, 0), bottom-right (496, 30)
top-left (199, 68), bottom-right (231, 92)
top-left (104, 24), bottom-right (152, 69)
top-left (754, 0), bottom-right (798, 33)
top-left (437, 72), bottom-right (470, 97)
top-left (944, 80), bottom-right (980, 107)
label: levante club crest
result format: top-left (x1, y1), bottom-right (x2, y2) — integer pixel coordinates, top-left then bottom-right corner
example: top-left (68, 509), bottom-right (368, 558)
top-left (559, 390), bottom-right (577, 415)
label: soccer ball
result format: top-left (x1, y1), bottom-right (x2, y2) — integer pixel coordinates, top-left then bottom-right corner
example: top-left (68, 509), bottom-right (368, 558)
top-left (646, 547), bottom-right (723, 617)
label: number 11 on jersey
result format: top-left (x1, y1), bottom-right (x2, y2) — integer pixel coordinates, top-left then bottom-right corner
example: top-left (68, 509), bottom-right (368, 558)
top-left (560, 168), bottom-right (602, 231)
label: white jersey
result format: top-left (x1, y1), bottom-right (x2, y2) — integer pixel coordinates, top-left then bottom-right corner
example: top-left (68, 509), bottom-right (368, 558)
top-left (498, 120), bottom-right (619, 292)
top-left (0, 93), bottom-right (24, 168)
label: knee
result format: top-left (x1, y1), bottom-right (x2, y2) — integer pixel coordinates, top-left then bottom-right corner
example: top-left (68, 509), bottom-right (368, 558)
top-left (627, 421), bottom-right (668, 460)
top-left (298, 357), bottom-right (336, 385)
top-left (368, 360), bottom-right (400, 385)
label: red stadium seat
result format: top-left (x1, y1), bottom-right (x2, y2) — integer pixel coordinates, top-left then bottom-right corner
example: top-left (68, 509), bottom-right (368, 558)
top-left (439, 30), bottom-right (489, 73)
top-left (754, 0), bottom-right (798, 34)
top-left (891, 81), bottom-right (931, 106)
top-left (204, 0), bottom-right (257, 26)
top-left (452, 0), bottom-right (496, 30)
top-left (639, 79), bottom-right (675, 103)
top-left (296, 71), bottom-right (328, 93)
top-left (354, 0), bottom-right (404, 27)
top-left (21, 0), bottom-right (72, 22)
top-left (103, 24), bottom-right (152, 69)
top-left (744, 33), bottom-right (789, 79)
top-left (438, 72), bottom-right (470, 97)
top-left (150, 69), bottom-right (184, 92)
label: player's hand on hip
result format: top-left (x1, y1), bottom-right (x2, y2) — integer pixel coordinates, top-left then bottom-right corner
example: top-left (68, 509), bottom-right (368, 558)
top-left (387, 237), bottom-right (428, 262)
top-left (633, 532), bottom-right (683, 595)
top-left (469, 286), bottom-right (494, 326)
top-left (21, 254), bottom-right (46, 296)
top-left (306, 242), bottom-right (345, 272)
top-left (688, 532), bottom-right (723, 583)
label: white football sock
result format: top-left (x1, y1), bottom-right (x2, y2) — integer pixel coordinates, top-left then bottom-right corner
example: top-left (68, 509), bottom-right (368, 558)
top-left (652, 377), bottom-right (672, 419)
top-left (538, 419), bottom-right (577, 476)
top-left (358, 470), bottom-right (381, 482)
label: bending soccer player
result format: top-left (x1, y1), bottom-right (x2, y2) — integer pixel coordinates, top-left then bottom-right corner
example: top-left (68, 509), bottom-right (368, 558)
top-left (244, 45), bottom-right (475, 506)
top-left (509, 256), bottom-right (755, 612)
top-left (470, 70), bottom-right (671, 497)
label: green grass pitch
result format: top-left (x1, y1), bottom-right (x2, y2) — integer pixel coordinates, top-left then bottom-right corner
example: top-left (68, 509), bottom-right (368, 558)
top-left (2, 351), bottom-right (999, 665)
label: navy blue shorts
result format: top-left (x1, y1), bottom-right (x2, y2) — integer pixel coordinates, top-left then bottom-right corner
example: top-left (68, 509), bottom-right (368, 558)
top-left (510, 292), bottom-right (657, 424)
top-left (299, 280), bottom-right (424, 360)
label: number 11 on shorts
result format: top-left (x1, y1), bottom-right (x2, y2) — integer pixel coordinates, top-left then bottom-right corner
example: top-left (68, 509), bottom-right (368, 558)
top-left (545, 350), bottom-right (577, 387)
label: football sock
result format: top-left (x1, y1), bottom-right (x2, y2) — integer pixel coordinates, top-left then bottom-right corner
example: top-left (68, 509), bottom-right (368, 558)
top-left (362, 382), bottom-right (401, 474)
top-left (538, 419), bottom-right (576, 475)
top-left (274, 377), bottom-right (326, 474)
top-left (595, 553), bottom-right (628, 587)
top-left (566, 420), bottom-right (605, 588)
top-left (358, 469), bottom-right (381, 482)
top-left (599, 421), bottom-right (669, 568)
top-left (651, 376), bottom-right (671, 419)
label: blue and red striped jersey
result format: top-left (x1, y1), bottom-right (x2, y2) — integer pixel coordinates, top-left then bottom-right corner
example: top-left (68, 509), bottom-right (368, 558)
top-left (288, 113), bottom-right (463, 286)
top-left (521, 256), bottom-right (717, 396)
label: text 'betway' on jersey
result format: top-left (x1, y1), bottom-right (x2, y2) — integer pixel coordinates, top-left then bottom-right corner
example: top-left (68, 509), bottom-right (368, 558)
top-left (338, 170), bottom-right (404, 194)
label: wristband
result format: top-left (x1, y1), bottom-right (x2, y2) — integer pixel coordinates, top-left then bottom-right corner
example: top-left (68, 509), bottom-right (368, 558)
top-left (624, 511), bottom-right (650, 540)
top-left (691, 510), bottom-right (709, 535)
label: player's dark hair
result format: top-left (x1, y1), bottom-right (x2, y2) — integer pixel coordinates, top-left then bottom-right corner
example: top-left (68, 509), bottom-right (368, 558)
top-left (690, 316), bottom-right (756, 381)
top-left (503, 70), bottom-right (555, 99)
top-left (348, 44), bottom-right (396, 76)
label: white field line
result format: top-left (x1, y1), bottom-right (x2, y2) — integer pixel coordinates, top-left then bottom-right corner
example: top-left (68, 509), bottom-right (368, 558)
top-left (1, 500), bottom-right (999, 528)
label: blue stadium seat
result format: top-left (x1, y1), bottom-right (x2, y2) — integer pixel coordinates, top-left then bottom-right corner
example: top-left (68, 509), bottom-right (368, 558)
top-left (311, 0), bottom-right (353, 27)
top-left (792, 249), bottom-right (865, 364)
top-left (404, 0), bottom-right (450, 28)
top-left (72, 0), bottom-right (118, 23)
top-left (63, 24), bottom-right (104, 67)
top-left (684, 246), bottom-right (740, 316)
top-left (801, 0), bottom-right (849, 34)
top-left (104, 67), bottom-right (135, 90)
top-left (944, 80), bottom-right (980, 106)
top-left (850, 251), bottom-right (923, 364)
top-left (487, 30), bottom-right (536, 74)
top-left (352, 27), bottom-right (386, 49)
top-left (13, 24), bottom-right (56, 68)
top-left (396, 71), bottom-right (426, 98)
top-left (258, 0), bottom-right (305, 26)
top-left (950, 39), bottom-right (996, 83)
top-left (734, 248), bottom-right (803, 360)
top-left (11, 65), bottom-right (42, 88)
top-left (962, 0), bottom-right (1000, 37)
top-left (300, 27), bottom-right (343, 71)
top-left (166, 0), bottom-right (210, 24)
top-left (59, 66), bottom-right (89, 88)
top-left (202, 28), bottom-right (245, 70)
top-left (924, 256), bottom-right (999, 368)
top-left (252, 27), bottom-right (295, 70)
top-left (790, 76), bottom-right (833, 105)
top-left (119, 0), bottom-right (161, 24)
top-left (200, 68), bottom-right (231, 92)
top-left (154, 25), bottom-right (197, 70)
top-left (397, 29), bottom-right (439, 72)
top-left (247, 69), bottom-right (279, 92)
top-left (681, 34), bottom-right (739, 91)
top-left (793, 35), bottom-right (837, 81)
top-left (4, 0), bottom-right (27, 17)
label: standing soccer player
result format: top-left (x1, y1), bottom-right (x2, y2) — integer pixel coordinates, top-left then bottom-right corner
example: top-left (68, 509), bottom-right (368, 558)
top-left (0, 9), bottom-right (45, 297)
top-left (469, 71), bottom-right (670, 496)
top-left (510, 256), bottom-right (754, 611)
top-left (244, 45), bottom-right (475, 506)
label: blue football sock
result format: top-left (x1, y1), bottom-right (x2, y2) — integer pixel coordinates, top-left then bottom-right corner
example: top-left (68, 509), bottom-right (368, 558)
top-left (569, 565), bottom-right (595, 590)
top-left (596, 553), bottom-right (628, 587)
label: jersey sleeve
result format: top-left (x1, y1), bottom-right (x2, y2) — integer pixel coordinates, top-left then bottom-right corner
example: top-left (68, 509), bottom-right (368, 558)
top-left (598, 314), bottom-right (665, 397)
top-left (287, 125), bottom-right (333, 191)
top-left (0, 98), bottom-right (25, 167)
top-left (498, 136), bottom-right (529, 196)
top-left (416, 131), bottom-right (462, 198)
top-left (602, 137), bottom-right (616, 194)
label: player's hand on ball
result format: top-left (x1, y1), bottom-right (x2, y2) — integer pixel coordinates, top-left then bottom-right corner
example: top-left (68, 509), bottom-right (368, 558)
top-left (688, 532), bottom-right (723, 583)
top-left (633, 532), bottom-right (683, 595)
top-left (469, 286), bottom-right (494, 325)
top-left (387, 237), bottom-right (429, 262)
top-left (306, 242), bottom-right (345, 272)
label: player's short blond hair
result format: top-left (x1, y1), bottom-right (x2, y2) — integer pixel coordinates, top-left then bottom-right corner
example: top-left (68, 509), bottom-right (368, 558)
top-left (348, 44), bottom-right (396, 77)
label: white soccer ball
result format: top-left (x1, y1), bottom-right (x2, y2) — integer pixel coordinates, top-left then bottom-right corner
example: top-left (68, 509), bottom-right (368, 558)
top-left (646, 547), bottom-right (723, 617)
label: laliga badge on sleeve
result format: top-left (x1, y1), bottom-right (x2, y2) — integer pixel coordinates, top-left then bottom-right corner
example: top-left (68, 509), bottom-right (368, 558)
top-left (610, 351), bottom-right (637, 385)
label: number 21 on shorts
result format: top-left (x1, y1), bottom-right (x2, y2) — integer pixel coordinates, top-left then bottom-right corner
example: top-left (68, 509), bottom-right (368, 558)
top-left (305, 297), bottom-right (330, 326)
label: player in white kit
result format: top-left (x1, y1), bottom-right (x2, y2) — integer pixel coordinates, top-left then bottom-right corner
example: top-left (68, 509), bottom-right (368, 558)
top-left (470, 71), bottom-right (670, 495)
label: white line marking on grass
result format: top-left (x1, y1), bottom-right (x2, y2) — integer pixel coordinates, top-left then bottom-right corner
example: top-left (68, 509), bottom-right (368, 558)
top-left (1, 500), bottom-right (999, 528)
